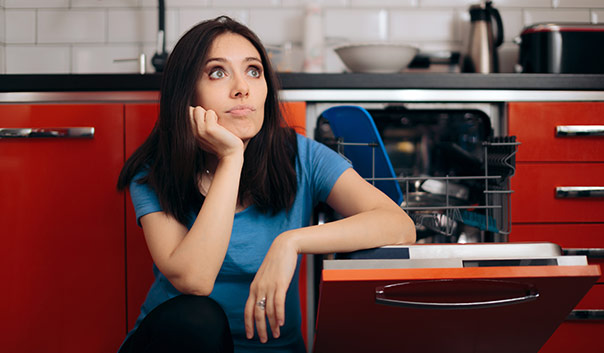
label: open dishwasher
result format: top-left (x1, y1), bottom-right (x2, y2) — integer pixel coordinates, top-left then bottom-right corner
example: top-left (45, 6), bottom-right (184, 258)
top-left (311, 106), bottom-right (600, 352)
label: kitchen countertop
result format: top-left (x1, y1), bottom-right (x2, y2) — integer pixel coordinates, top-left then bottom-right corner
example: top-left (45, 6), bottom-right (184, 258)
top-left (2, 73), bottom-right (604, 103)
top-left (2, 73), bottom-right (604, 92)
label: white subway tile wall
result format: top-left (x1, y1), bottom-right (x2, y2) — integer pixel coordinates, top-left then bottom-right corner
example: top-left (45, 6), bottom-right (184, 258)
top-left (6, 10), bottom-right (36, 44)
top-left (179, 9), bottom-right (249, 37)
top-left (107, 8), bottom-right (179, 44)
top-left (72, 45), bottom-right (143, 73)
top-left (0, 46), bottom-right (5, 74)
top-left (523, 8), bottom-right (591, 25)
top-left (72, 0), bottom-right (139, 8)
top-left (0, 7), bottom-right (5, 44)
top-left (499, 9), bottom-right (523, 42)
top-left (558, 0), bottom-right (604, 8)
top-left (1, 0), bottom-right (603, 74)
top-left (390, 10), bottom-right (459, 42)
top-left (324, 9), bottom-right (388, 42)
top-left (6, 46), bottom-right (70, 73)
top-left (38, 10), bottom-right (106, 43)
top-left (351, 0), bottom-right (416, 7)
top-left (0, 2), bottom-right (3, 74)
top-left (594, 10), bottom-right (604, 23)
top-left (249, 8), bottom-right (304, 45)
top-left (5, 0), bottom-right (69, 8)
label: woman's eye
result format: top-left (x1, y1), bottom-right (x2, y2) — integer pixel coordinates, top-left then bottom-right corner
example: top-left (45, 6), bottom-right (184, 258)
top-left (247, 67), bottom-right (262, 78)
top-left (209, 69), bottom-right (226, 79)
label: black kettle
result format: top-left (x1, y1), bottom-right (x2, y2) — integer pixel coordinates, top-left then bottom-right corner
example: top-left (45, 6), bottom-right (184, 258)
top-left (461, 1), bottom-right (504, 73)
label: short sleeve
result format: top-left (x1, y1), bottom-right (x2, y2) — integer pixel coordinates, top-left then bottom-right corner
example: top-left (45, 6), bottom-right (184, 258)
top-left (298, 134), bottom-right (352, 204)
top-left (129, 170), bottom-right (163, 226)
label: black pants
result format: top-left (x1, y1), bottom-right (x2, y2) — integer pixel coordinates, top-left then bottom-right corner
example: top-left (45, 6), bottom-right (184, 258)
top-left (118, 295), bottom-right (234, 353)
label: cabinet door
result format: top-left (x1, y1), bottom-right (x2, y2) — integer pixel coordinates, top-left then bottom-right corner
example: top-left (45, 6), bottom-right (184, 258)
top-left (511, 163), bottom-right (604, 223)
top-left (0, 104), bottom-right (125, 353)
top-left (124, 103), bottom-right (158, 331)
top-left (509, 102), bottom-right (604, 162)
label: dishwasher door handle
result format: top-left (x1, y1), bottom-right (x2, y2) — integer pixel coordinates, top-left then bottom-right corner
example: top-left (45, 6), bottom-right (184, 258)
top-left (556, 125), bottom-right (604, 137)
top-left (375, 279), bottom-right (539, 310)
top-left (0, 127), bottom-right (95, 139)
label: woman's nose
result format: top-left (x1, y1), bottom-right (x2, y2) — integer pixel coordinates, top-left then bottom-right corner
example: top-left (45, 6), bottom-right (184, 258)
top-left (231, 73), bottom-right (249, 98)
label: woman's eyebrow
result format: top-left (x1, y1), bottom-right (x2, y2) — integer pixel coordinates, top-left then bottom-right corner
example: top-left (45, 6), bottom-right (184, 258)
top-left (204, 57), bottom-right (262, 65)
top-left (204, 57), bottom-right (226, 65)
top-left (245, 57), bottom-right (262, 64)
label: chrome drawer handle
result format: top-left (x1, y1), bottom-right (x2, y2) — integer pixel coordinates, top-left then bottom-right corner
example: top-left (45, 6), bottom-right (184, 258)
top-left (0, 127), bottom-right (94, 139)
top-left (556, 125), bottom-right (604, 137)
top-left (563, 248), bottom-right (604, 259)
top-left (556, 186), bottom-right (604, 198)
top-left (567, 310), bottom-right (604, 321)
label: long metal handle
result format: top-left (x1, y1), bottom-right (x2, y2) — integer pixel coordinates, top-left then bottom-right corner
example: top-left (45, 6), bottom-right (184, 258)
top-left (375, 287), bottom-right (539, 310)
top-left (556, 186), bottom-right (604, 198)
top-left (0, 127), bottom-right (94, 139)
top-left (567, 310), bottom-right (604, 321)
top-left (563, 248), bottom-right (604, 259)
top-left (556, 125), bottom-right (604, 137)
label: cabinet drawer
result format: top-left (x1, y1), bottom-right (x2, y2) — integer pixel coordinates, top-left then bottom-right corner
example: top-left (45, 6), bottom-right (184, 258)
top-left (538, 284), bottom-right (604, 353)
top-left (540, 321), bottom-right (604, 353)
top-left (511, 163), bottom-right (604, 223)
top-left (510, 224), bottom-right (604, 283)
top-left (509, 102), bottom-right (604, 162)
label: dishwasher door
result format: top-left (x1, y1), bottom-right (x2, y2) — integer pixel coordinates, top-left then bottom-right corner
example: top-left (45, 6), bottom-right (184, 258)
top-left (313, 248), bottom-right (600, 353)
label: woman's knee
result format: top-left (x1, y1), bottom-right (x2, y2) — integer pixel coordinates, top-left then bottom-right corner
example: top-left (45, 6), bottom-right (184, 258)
top-left (131, 295), bottom-right (233, 353)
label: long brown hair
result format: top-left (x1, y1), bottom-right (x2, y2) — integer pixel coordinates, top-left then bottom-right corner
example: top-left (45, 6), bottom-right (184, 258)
top-left (117, 16), bottom-right (298, 225)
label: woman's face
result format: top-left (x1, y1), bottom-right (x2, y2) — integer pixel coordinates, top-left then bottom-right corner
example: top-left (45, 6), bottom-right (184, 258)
top-left (194, 32), bottom-right (268, 143)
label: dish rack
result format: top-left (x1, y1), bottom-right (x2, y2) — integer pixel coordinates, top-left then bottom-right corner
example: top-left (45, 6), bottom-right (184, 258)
top-left (331, 136), bottom-right (520, 243)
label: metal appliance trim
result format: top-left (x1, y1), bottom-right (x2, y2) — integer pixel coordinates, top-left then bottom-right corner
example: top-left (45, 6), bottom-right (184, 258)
top-left (280, 89), bottom-right (604, 102)
top-left (0, 91), bottom-right (160, 103)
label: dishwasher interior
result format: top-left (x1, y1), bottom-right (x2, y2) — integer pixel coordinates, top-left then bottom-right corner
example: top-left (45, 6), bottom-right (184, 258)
top-left (313, 103), bottom-right (519, 245)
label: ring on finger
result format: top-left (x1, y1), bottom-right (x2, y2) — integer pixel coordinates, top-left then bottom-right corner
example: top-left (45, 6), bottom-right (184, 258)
top-left (257, 297), bottom-right (267, 310)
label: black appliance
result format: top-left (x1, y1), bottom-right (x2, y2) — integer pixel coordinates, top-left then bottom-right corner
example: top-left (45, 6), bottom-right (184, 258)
top-left (518, 23), bottom-right (604, 74)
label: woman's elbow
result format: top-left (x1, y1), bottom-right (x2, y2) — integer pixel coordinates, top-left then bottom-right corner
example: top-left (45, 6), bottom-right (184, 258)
top-left (396, 210), bottom-right (417, 244)
top-left (170, 273), bottom-right (215, 296)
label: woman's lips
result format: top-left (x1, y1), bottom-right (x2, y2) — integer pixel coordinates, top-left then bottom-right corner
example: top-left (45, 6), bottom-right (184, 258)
top-left (227, 105), bottom-right (255, 116)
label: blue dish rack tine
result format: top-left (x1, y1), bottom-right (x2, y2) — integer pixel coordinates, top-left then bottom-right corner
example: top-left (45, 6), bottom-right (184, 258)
top-left (320, 105), bottom-right (404, 205)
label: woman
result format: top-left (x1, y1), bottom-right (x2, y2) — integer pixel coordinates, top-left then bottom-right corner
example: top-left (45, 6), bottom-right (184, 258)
top-left (117, 16), bottom-right (415, 353)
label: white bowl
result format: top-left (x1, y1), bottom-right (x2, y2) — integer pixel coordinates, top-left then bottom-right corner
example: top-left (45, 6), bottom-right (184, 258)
top-left (334, 43), bottom-right (419, 73)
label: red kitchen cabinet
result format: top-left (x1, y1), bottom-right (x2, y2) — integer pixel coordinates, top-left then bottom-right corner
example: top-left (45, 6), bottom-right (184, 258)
top-left (0, 104), bottom-right (126, 353)
top-left (124, 104), bottom-right (159, 331)
top-left (509, 102), bottom-right (604, 353)
top-left (512, 163), bottom-right (604, 223)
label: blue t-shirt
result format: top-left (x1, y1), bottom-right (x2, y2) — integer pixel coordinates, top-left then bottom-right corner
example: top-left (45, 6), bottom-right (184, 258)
top-left (127, 134), bottom-right (350, 352)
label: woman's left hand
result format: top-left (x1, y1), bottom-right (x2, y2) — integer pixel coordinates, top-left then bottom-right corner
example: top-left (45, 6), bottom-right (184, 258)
top-left (244, 234), bottom-right (298, 343)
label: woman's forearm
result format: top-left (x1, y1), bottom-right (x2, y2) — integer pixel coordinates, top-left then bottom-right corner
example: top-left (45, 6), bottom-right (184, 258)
top-left (283, 206), bottom-right (416, 255)
top-left (162, 153), bottom-right (244, 295)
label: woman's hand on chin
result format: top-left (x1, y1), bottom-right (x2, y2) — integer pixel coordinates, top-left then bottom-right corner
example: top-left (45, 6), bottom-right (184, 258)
top-left (244, 233), bottom-right (299, 343)
top-left (190, 105), bottom-right (244, 159)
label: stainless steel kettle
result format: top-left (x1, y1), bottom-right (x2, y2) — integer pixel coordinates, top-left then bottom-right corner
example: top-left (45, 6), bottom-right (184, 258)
top-left (461, 1), bottom-right (504, 73)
